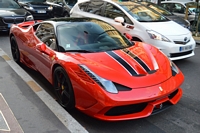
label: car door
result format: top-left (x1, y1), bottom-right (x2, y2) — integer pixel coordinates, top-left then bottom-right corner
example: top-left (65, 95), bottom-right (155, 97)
top-left (34, 23), bottom-right (57, 80)
top-left (76, 1), bottom-right (134, 35)
top-left (170, 3), bottom-right (186, 19)
top-left (101, 2), bottom-right (134, 35)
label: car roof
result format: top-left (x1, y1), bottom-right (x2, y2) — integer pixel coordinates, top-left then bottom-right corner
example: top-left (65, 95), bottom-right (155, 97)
top-left (41, 17), bottom-right (109, 27)
top-left (161, 1), bottom-right (195, 4)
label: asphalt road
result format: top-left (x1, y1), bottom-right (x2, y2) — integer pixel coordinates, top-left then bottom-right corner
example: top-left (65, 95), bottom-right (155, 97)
top-left (0, 31), bottom-right (200, 133)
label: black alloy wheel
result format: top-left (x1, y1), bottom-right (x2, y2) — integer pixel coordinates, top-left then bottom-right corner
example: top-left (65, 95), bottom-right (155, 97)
top-left (10, 36), bottom-right (20, 64)
top-left (53, 67), bottom-right (75, 110)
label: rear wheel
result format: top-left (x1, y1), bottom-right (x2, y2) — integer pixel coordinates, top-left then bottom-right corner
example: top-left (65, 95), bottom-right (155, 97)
top-left (53, 67), bottom-right (75, 110)
top-left (10, 36), bottom-right (20, 64)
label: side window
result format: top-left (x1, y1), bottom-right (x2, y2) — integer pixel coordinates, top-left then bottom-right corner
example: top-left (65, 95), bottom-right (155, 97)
top-left (103, 3), bottom-right (133, 24)
top-left (172, 3), bottom-right (185, 14)
top-left (160, 3), bottom-right (171, 11)
top-left (104, 3), bottom-right (122, 19)
top-left (80, 1), bottom-right (104, 15)
top-left (79, 2), bottom-right (90, 11)
top-left (46, 0), bottom-right (55, 2)
top-left (35, 23), bottom-right (57, 51)
top-left (65, 0), bottom-right (77, 6)
top-left (57, 0), bottom-right (63, 3)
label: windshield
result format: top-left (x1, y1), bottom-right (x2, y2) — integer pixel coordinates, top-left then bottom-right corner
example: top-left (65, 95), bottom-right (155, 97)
top-left (18, 0), bottom-right (46, 2)
top-left (0, 0), bottom-right (20, 9)
top-left (57, 21), bottom-right (133, 53)
top-left (65, 0), bottom-right (77, 7)
top-left (120, 3), bottom-right (168, 22)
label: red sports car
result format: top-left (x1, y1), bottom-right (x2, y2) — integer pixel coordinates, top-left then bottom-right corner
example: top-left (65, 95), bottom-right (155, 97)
top-left (9, 17), bottom-right (184, 121)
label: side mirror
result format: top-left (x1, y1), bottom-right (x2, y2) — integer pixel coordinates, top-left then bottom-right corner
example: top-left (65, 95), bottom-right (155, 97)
top-left (114, 17), bottom-right (125, 26)
top-left (36, 43), bottom-right (46, 52)
top-left (124, 33), bottom-right (132, 41)
top-left (58, 3), bottom-right (64, 6)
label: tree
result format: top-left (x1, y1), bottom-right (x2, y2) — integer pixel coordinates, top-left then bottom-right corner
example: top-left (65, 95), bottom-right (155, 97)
top-left (157, 0), bottom-right (161, 5)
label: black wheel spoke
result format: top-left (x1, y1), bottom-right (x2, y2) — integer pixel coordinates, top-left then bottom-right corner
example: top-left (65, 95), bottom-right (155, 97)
top-left (62, 90), bottom-right (70, 100)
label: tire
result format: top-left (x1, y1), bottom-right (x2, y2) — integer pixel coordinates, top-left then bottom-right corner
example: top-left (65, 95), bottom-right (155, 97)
top-left (53, 66), bottom-right (75, 110)
top-left (10, 36), bottom-right (20, 64)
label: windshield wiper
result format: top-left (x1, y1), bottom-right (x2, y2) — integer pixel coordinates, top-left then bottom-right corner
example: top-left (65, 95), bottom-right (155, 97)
top-left (65, 50), bottom-right (94, 53)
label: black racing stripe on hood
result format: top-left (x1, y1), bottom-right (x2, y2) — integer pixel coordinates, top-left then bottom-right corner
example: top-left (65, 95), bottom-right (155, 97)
top-left (122, 49), bottom-right (151, 72)
top-left (106, 51), bottom-right (138, 76)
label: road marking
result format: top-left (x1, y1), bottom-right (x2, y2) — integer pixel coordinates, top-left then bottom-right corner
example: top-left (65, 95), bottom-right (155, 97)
top-left (27, 81), bottom-right (42, 92)
top-left (0, 93), bottom-right (23, 133)
top-left (0, 48), bottom-right (88, 133)
top-left (0, 111), bottom-right (10, 131)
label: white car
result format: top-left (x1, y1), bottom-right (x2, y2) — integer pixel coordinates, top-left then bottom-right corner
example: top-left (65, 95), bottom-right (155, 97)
top-left (70, 0), bottom-right (196, 60)
top-left (160, 1), bottom-right (197, 25)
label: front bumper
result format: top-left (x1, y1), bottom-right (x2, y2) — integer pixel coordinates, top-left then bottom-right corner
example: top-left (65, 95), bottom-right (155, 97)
top-left (0, 17), bottom-right (25, 31)
top-left (75, 72), bottom-right (184, 121)
top-left (26, 10), bottom-right (53, 20)
top-left (144, 35), bottom-right (196, 60)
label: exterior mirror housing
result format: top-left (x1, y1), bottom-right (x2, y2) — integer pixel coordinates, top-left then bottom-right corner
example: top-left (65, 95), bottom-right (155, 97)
top-left (114, 17), bottom-right (125, 26)
top-left (36, 43), bottom-right (46, 52)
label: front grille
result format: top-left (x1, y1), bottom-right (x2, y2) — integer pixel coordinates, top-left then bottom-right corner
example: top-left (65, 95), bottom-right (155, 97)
top-left (151, 101), bottom-right (172, 115)
top-left (3, 17), bottom-right (25, 24)
top-left (34, 6), bottom-right (48, 10)
top-left (170, 50), bottom-right (193, 58)
top-left (105, 102), bottom-right (148, 116)
top-left (174, 40), bottom-right (190, 45)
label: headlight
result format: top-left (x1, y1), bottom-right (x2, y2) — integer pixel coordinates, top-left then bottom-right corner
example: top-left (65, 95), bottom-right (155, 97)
top-left (147, 30), bottom-right (171, 42)
top-left (48, 6), bottom-right (53, 10)
top-left (26, 15), bottom-right (34, 21)
top-left (79, 65), bottom-right (118, 94)
top-left (170, 61), bottom-right (179, 76)
top-left (24, 6), bottom-right (34, 10)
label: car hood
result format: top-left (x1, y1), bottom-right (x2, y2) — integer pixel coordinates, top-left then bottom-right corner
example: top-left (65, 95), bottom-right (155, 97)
top-left (0, 9), bottom-right (27, 17)
top-left (167, 15), bottom-right (189, 27)
top-left (20, 2), bottom-right (49, 7)
top-left (141, 20), bottom-right (190, 36)
top-left (66, 42), bottom-right (172, 89)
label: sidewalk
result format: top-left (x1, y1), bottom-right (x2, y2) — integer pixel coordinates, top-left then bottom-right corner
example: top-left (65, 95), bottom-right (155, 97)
top-left (0, 48), bottom-right (88, 133)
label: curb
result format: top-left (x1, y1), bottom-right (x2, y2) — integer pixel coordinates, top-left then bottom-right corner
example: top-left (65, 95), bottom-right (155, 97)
top-left (0, 48), bottom-right (88, 133)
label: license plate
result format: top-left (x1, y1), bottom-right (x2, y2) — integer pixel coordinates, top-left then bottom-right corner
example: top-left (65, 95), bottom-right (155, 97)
top-left (37, 10), bottom-right (46, 13)
top-left (179, 45), bottom-right (192, 52)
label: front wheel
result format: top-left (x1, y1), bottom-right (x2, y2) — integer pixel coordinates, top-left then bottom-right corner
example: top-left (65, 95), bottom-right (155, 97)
top-left (10, 36), bottom-right (20, 64)
top-left (53, 67), bottom-right (75, 110)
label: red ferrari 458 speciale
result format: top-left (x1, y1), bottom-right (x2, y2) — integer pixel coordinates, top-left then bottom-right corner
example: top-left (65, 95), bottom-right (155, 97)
top-left (9, 17), bottom-right (184, 121)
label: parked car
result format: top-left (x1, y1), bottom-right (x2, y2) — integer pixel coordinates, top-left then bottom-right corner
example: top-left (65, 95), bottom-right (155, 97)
top-left (160, 1), bottom-right (197, 26)
top-left (0, 0), bottom-right (33, 32)
top-left (15, 0), bottom-right (54, 20)
top-left (138, 1), bottom-right (190, 29)
top-left (70, 0), bottom-right (196, 60)
top-left (9, 17), bottom-right (184, 121)
top-left (46, 0), bottom-right (77, 17)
